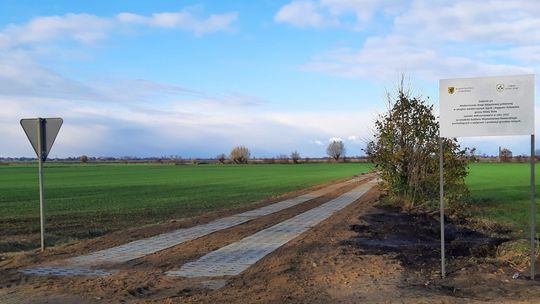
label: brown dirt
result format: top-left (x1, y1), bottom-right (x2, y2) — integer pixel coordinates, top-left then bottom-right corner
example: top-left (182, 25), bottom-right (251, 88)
top-left (1, 176), bottom-right (540, 303)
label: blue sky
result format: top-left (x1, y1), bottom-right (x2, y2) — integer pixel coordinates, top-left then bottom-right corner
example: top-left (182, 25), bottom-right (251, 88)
top-left (1, 0), bottom-right (539, 158)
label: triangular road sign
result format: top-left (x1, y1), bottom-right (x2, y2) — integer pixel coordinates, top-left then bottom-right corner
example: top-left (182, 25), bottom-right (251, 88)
top-left (43, 118), bottom-right (62, 159)
top-left (20, 119), bottom-right (40, 157)
top-left (20, 118), bottom-right (63, 161)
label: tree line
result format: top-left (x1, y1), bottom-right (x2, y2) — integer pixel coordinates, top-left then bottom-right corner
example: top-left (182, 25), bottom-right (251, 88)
top-left (76, 140), bottom-right (353, 165)
top-left (217, 140), bottom-right (347, 164)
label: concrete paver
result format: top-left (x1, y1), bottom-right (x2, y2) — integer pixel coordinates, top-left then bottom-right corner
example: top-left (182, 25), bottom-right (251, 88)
top-left (166, 179), bottom-right (377, 278)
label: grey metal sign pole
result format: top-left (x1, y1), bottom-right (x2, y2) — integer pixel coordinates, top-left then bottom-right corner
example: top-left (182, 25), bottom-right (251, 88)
top-left (531, 134), bottom-right (536, 280)
top-left (37, 118), bottom-right (46, 251)
top-left (439, 136), bottom-right (445, 278)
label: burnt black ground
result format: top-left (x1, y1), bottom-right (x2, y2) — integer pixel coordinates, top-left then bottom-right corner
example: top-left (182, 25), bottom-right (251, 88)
top-left (346, 205), bottom-right (540, 301)
top-left (349, 206), bottom-right (509, 270)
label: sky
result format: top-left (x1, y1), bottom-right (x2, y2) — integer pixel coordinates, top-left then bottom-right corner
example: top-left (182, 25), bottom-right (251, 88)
top-left (1, 0), bottom-right (540, 158)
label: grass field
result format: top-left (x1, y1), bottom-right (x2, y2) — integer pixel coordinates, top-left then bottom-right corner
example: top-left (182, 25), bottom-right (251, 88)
top-left (2, 162), bottom-right (538, 252)
top-left (0, 163), bottom-right (371, 251)
top-left (467, 163), bottom-right (539, 236)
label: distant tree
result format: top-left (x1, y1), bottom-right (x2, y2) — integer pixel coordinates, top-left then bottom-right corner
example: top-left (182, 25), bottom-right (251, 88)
top-left (277, 154), bottom-right (289, 164)
top-left (217, 153), bottom-right (226, 164)
top-left (467, 147), bottom-right (478, 163)
top-left (364, 142), bottom-right (375, 163)
top-left (230, 146), bottom-right (250, 164)
top-left (327, 141), bottom-right (346, 161)
top-left (500, 148), bottom-right (512, 162)
top-left (291, 151), bottom-right (301, 164)
top-left (80, 155), bottom-right (88, 163)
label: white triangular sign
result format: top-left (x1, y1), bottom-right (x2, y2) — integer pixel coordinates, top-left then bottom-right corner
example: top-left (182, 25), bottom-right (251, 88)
top-left (20, 119), bottom-right (40, 157)
top-left (20, 118), bottom-right (63, 161)
top-left (43, 118), bottom-right (62, 159)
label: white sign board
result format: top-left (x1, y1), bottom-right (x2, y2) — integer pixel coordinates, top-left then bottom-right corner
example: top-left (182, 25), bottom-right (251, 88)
top-left (440, 74), bottom-right (534, 137)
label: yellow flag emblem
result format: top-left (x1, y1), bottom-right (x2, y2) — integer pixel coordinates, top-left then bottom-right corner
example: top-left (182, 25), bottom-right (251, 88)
top-left (448, 87), bottom-right (455, 94)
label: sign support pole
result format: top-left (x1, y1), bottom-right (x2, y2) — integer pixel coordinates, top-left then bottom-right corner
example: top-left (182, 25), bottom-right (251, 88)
top-left (531, 134), bottom-right (536, 279)
top-left (439, 136), bottom-right (445, 278)
top-left (38, 118), bottom-right (46, 251)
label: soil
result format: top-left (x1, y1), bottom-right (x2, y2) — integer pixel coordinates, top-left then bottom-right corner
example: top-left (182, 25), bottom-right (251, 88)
top-left (1, 176), bottom-right (540, 303)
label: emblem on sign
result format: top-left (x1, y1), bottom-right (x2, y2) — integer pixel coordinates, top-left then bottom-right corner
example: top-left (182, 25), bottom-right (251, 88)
top-left (447, 87), bottom-right (455, 94)
top-left (496, 84), bottom-right (504, 92)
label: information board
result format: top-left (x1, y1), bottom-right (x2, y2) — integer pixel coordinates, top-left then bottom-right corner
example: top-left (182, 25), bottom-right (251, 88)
top-left (440, 74), bottom-right (534, 137)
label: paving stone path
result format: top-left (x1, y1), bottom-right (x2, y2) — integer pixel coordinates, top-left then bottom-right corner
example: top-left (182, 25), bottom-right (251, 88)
top-left (166, 179), bottom-right (377, 278)
top-left (20, 176), bottom-right (368, 277)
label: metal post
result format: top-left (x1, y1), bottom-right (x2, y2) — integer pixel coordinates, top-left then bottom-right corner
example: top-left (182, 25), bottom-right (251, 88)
top-left (38, 118), bottom-right (46, 251)
top-left (439, 137), bottom-right (445, 278)
top-left (531, 134), bottom-right (536, 280)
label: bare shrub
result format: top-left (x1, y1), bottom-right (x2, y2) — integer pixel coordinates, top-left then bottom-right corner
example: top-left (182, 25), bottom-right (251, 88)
top-left (327, 141), bottom-right (345, 161)
top-left (230, 146), bottom-right (250, 164)
top-left (500, 148), bottom-right (512, 162)
top-left (217, 153), bottom-right (226, 164)
top-left (291, 151), bottom-right (300, 164)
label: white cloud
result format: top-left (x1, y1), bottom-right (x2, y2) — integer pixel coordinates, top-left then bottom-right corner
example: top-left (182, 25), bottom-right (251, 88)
top-left (0, 65), bottom-right (378, 158)
top-left (393, 0), bottom-right (540, 45)
top-left (486, 46), bottom-right (540, 66)
top-left (303, 37), bottom-right (532, 81)
top-left (275, 0), bottom-right (403, 30)
top-left (0, 6), bottom-right (384, 159)
top-left (0, 8), bottom-right (240, 115)
top-left (297, 0), bottom-right (540, 81)
top-left (0, 52), bottom-right (203, 104)
top-left (264, 111), bottom-right (374, 137)
top-left (117, 10), bottom-right (238, 35)
top-left (275, 1), bottom-right (333, 28)
top-left (0, 53), bottom-right (99, 100)
top-left (329, 136), bottom-right (343, 142)
top-left (276, 0), bottom-right (540, 41)
top-left (0, 90), bottom-right (375, 158)
top-left (0, 14), bottom-right (112, 49)
top-left (0, 19), bottom-right (285, 159)
top-left (0, 8), bottom-right (238, 51)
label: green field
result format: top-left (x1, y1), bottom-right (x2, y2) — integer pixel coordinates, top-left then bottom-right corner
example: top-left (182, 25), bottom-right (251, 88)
top-left (467, 163), bottom-right (539, 236)
top-left (0, 163), bottom-right (371, 251)
top-left (2, 162), bottom-right (538, 253)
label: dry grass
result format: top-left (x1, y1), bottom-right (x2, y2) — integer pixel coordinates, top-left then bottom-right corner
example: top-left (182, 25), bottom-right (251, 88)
top-left (496, 239), bottom-right (540, 272)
